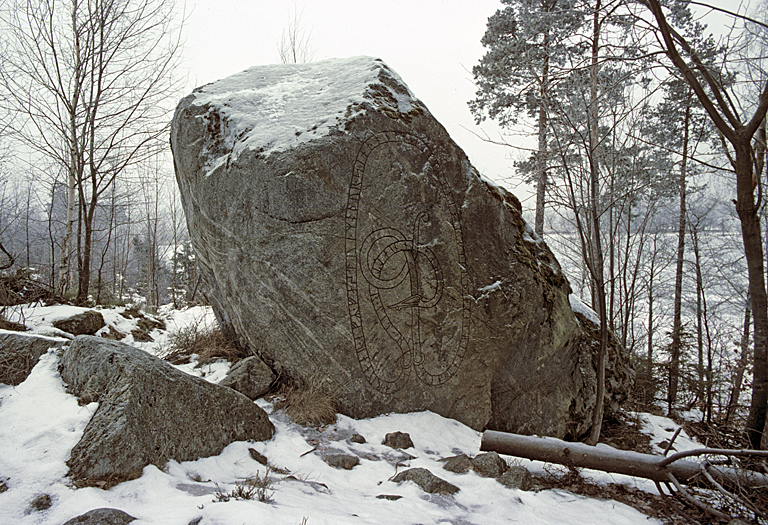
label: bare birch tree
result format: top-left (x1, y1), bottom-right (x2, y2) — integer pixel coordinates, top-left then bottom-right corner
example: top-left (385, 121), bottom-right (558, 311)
top-left (278, 8), bottom-right (314, 64)
top-left (0, 0), bottom-right (183, 303)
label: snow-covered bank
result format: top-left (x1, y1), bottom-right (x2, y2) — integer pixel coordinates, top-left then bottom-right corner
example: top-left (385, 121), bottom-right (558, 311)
top-left (0, 304), bottom-right (668, 524)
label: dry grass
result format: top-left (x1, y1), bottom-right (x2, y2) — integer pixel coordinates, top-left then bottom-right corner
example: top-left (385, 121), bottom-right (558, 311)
top-left (274, 377), bottom-right (337, 427)
top-left (161, 321), bottom-right (246, 366)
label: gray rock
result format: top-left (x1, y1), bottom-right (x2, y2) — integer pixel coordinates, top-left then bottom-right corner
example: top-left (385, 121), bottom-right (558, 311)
top-left (323, 453), bottom-right (360, 470)
top-left (248, 447), bottom-right (268, 466)
top-left (391, 467), bottom-right (459, 495)
top-left (219, 356), bottom-right (275, 400)
top-left (382, 431), bottom-right (414, 450)
top-left (440, 454), bottom-right (474, 474)
top-left (471, 452), bottom-right (508, 478)
top-left (170, 56), bottom-right (633, 438)
top-left (0, 332), bottom-right (62, 385)
top-left (376, 494), bottom-right (402, 500)
top-left (59, 336), bottom-right (274, 485)
top-left (52, 311), bottom-right (105, 336)
top-left (62, 508), bottom-right (136, 525)
top-left (349, 433), bottom-right (366, 444)
top-left (497, 466), bottom-right (532, 491)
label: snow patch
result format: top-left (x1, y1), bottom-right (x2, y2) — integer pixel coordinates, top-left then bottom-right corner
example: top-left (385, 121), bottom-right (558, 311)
top-left (570, 293), bottom-right (600, 325)
top-left (475, 279), bottom-right (504, 302)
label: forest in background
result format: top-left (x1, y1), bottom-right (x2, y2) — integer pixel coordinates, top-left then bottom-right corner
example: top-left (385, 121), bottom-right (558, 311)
top-left (0, 0), bottom-right (767, 451)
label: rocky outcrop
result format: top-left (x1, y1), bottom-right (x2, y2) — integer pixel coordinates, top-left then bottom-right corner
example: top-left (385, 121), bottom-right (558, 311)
top-left (59, 336), bottom-right (274, 484)
top-left (0, 332), bottom-right (64, 385)
top-left (170, 56), bottom-right (632, 438)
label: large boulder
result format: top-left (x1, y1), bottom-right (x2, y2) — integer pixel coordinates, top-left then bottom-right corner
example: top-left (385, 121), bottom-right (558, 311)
top-left (0, 332), bottom-right (64, 385)
top-left (59, 336), bottom-right (274, 484)
top-left (170, 56), bottom-right (632, 438)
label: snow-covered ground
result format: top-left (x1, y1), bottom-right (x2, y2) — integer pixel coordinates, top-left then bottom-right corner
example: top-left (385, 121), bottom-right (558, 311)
top-left (0, 303), bottom-right (704, 525)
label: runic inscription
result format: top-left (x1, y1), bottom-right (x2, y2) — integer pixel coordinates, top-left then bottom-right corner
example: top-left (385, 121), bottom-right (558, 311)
top-left (345, 132), bottom-right (470, 394)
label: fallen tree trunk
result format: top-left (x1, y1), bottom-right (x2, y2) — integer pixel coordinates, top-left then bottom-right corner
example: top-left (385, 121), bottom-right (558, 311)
top-left (481, 430), bottom-right (768, 490)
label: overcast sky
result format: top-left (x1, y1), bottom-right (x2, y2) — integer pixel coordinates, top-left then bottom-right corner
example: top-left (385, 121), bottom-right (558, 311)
top-left (179, 0), bottom-right (533, 204)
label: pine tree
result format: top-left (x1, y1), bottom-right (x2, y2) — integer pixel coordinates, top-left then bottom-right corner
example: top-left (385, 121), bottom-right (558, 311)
top-left (470, 0), bottom-right (584, 236)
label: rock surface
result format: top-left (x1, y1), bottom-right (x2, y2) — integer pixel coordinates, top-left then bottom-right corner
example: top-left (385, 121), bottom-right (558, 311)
top-left (0, 332), bottom-right (63, 385)
top-left (62, 508), bottom-right (136, 525)
top-left (59, 336), bottom-right (274, 484)
top-left (171, 56), bottom-right (632, 438)
top-left (52, 310), bottom-right (105, 336)
top-left (391, 468), bottom-right (459, 495)
top-left (382, 431), bottom-right (414, 450)
top-left (322, 453), bottom-right (360, 470)
top-left (219, 356), bottom-right (275, 400)
top-left (440, 454), bottom-right (474, 474)
top-left (497, 466), bottom-right (532, 491)
top-left (470, 452), bottom-right (508, 478)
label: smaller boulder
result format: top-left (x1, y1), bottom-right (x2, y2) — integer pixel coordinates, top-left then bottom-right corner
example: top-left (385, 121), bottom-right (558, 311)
top-left (349, 433), bottom-right (366, 444)
top-left (60, 336), bottom-right (275, 485)
top-left (0, 332), bottom-right (62, 385)
top-left (382, 431), bottom-right (414, 450)
top-left (52, 311), bottom-right (105, 336)
top-left (471, 452), bottom-right (508, 478)
top-left (219, 356), bottom-right (275, 400)
top-left (62, 508), bottom-right (136, 525)
top-left (392, 468), bottom-right (459, 495)
top-left (248, 448), bottom-right (268, 466)
top-left (440, 454), bottom-right (474, 474)
top-left (497, 466), bottom-right (532, 491)
top-left (323, 454), bottom-right (360, 470)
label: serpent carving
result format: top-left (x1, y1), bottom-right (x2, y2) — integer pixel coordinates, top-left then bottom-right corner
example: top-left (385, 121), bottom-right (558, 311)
top-left (345, 132), bottom-right (470, 394)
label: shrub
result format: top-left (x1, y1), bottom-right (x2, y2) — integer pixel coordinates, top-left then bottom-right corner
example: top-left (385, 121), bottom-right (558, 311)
top-left (214, 469), bottom-right (274, 503)
top-left (161, 319), bottom-right (246, 366)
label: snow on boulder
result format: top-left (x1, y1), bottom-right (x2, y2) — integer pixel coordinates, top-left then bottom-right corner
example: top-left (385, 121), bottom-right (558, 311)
top-left (170, 56), bottom-right (632, 438)
top-left (59, 336), bottom-right (274, 485)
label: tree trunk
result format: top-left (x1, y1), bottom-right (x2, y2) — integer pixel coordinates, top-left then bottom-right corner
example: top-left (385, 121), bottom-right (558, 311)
top-left (586, 1), bottom-right (606, 446)
top-left (534, 35), bottom-right (550, 238)
top-left (725, 298), bottom-right (752, 427)
top-left (647, 235), bottom-right (657, 400)
top-left (668, 98), bottom-right (691, 415)
top-left (692, 226), bottom-right (704, 408)
top-left (735, 140), bottom-right (768, 449)
top-left (481, 430), bottom-right (768, 490)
